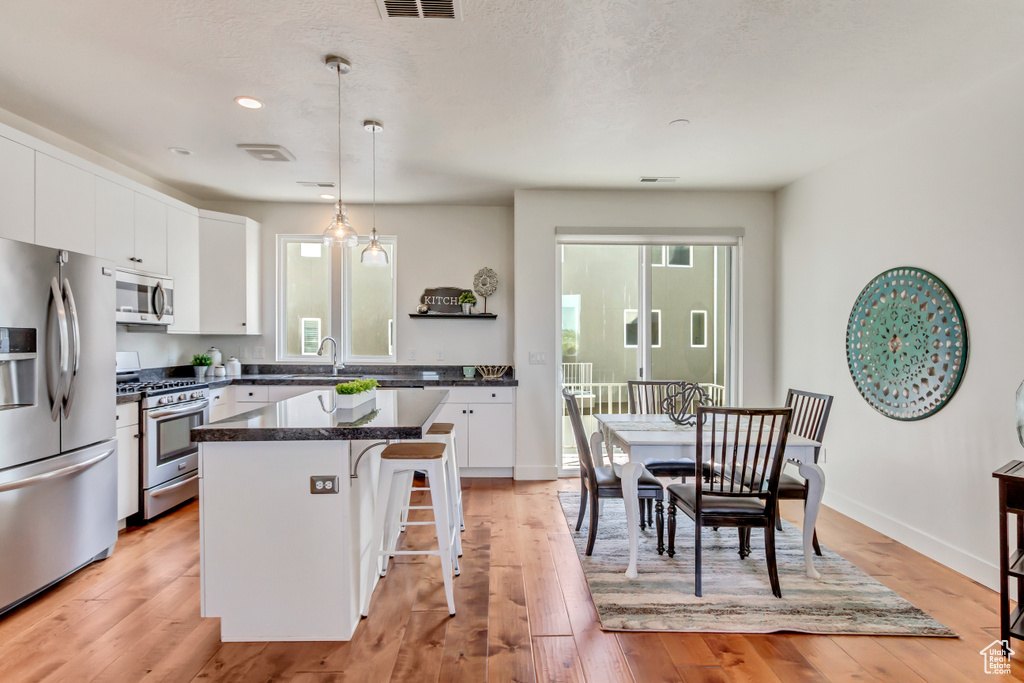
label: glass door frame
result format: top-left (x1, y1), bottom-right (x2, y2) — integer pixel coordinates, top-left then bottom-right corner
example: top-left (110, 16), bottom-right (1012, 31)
top-left (555, 235), bottom-right (742, 477)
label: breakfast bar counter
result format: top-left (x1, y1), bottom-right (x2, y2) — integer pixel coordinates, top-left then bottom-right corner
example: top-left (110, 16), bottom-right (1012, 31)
top-left (192, 388), bottom-right (448, 642)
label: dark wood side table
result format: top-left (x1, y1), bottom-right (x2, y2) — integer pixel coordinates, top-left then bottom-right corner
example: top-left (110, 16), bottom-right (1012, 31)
top-left (994, 460), bottom-right (1024, 656)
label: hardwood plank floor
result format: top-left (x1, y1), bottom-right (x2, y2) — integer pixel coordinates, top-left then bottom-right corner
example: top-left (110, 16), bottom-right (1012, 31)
top-left (0, 477), bottom-right (1016, 682)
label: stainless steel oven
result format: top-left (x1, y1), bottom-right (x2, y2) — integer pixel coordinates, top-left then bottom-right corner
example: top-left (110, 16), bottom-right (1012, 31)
top-left (141, 389), bottom-right (208, 519)
top-left (115, 269), bottom-right (174, 326)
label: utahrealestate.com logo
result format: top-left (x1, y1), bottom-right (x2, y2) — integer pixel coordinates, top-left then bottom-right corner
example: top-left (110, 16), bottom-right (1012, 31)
top-left (980, 640), bottom-right (1013, 675)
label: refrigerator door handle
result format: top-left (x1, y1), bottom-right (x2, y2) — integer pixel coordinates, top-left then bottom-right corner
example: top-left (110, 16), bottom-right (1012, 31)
top-left (48, 277), bottom-right (69, 421)
top-left (61, 277), bottom-right (81, 418)
top-left (0, 446), bottom-right (114, 494)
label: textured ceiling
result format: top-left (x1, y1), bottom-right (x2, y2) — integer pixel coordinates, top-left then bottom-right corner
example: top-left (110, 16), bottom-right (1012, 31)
top-left (1, 0), bottom-right (1023, 205)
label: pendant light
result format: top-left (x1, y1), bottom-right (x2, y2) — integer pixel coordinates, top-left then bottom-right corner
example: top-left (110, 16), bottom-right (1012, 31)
top-left (361, 120), bottom-right (389, 266)
top-left (322, 56), bottom-right (359, 248)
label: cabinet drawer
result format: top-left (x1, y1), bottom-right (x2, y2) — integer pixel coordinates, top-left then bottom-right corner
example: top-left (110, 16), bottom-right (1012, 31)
top-left (235, 385), bottom-right (269, 402)
top-left (115, 402), bottom-right (140, 428)
top-left (446, 387), bottom-right (514, 404)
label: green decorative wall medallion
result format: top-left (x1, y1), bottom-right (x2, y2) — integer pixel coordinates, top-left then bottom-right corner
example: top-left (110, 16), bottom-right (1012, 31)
top-left (846, 267), bottom-right (968, 421)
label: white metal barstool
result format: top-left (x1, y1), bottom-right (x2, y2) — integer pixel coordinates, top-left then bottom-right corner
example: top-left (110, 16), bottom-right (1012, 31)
top-left (363, 441), bottom-right (457, 618)
top-left (424, 422), bottom-right (465, 533)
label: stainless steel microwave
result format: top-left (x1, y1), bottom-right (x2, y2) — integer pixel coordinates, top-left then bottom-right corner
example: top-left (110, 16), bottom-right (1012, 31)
top-left (115, 269), bottom-right (174, 326)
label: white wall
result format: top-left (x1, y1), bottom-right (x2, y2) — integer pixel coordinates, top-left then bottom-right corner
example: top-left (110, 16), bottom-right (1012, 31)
top-left (513, 189), bottom-right (776, 480)
top-left (118, 202), bottom-right (514, 369)
top-left (775, 60), bottom-right (1024, 590)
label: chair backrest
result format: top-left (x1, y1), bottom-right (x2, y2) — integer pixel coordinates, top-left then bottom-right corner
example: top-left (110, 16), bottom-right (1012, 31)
top-left (563, 388), bottom-right (599, 486)
top-left (785, 389), bottom-right (833, 462)
top-left (696, 406), bottom-right (793, 513)
top-left (628, 380), bottom-right (713, 416)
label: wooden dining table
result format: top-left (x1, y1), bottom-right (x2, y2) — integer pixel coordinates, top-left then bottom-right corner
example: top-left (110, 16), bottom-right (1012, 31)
top-left (594, 413), bottom-right (825, 580)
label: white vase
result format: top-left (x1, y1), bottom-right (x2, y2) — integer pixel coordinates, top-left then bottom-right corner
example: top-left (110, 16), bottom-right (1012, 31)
top-left (194, 365), bottom-right (209, 378)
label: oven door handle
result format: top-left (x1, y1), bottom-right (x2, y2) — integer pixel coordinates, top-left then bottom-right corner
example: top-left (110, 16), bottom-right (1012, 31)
top-left (148, 400), bottom-right (209, 419)
top-left (150, 473), bottom-right (199, 497)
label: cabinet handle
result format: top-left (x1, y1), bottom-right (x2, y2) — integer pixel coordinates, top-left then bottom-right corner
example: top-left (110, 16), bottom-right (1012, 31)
top-left (469, 410), bottom-right (474, 414)
top-left (136, 258), bottom-right (142, 263)
top-left (491, 393), bottom-right (496, 398)
top-left (242, 323), bottom-right (246, 327)
top-left (133, 434), bottom-right (140, 439)
top-left (462, 410), bottom-right (466, 414)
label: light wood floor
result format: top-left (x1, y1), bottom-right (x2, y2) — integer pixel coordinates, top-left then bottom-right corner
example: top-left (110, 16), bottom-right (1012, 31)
top-left (0, 478), bottom-right (1020, 682)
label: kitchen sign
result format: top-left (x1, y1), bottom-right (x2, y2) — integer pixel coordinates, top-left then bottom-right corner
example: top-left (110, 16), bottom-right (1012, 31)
top-left (419, 287), bottom-right (470, 314)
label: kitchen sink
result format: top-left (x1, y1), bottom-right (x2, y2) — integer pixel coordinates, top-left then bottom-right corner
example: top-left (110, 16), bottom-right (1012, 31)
top-left (276, 374), bottom-right (361, 381)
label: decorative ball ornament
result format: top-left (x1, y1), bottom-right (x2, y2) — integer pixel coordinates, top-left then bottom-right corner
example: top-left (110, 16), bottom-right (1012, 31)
top-left (473, 267), bottom-right (498, 298)
top-left (845, 267), bottom-right (968, 421)
top-left (416, 303), bottom-right (429, 314)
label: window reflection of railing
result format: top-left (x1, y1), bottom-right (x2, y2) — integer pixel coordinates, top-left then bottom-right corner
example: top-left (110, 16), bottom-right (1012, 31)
top-left (560, 381), bottom-right (727, 458)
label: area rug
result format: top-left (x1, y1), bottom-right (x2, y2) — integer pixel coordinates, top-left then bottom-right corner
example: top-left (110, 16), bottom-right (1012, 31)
top-left (558, 492), bottom-right (955, 636)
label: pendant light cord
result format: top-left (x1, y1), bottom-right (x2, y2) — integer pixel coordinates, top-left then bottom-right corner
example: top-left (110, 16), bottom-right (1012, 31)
top-left (372, 126), bottom-right (377, 233)
top-left (336, 65), bottom-right (342, 203)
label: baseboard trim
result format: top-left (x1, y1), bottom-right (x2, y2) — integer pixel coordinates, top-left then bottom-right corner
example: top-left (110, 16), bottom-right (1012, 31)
top-left (823, 488), bottom-right (998, 591)
top-left (514, 465), bottom-right (559, 481)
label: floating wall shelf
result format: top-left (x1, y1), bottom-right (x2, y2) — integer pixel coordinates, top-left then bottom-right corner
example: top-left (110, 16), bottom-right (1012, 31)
top-left (408, 313), bottom-right (497, 320)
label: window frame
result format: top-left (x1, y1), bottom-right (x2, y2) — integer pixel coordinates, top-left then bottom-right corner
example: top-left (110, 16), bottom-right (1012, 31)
top-left (690, 309), bottom-right (708, 348)
top-left (276, 235), bottom-right (333, 363)
top-left (342, 235), bottom-right (398, 364)
top-left (276, 234), bottom-right (397, 364)
top-left (624, 308), bottom-right (661, 349)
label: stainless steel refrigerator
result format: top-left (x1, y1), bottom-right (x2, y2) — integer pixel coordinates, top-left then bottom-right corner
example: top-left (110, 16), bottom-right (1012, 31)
top-left (0, 236), bottom-right (117, 615)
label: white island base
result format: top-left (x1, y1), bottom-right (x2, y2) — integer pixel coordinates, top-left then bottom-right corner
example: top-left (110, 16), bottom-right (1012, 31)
top-left (199, 439), bottom-right (382, 641)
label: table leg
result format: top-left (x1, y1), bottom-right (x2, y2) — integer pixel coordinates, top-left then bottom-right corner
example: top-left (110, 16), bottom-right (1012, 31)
top-left (621, 462), bottom-right (643, 579)
top-left (797, 460), bottom-right (824, 580)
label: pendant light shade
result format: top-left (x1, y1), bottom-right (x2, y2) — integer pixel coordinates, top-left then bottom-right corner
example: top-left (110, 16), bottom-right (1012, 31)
top-left (361, 119), bottom-right (389, 266)
top-left (322, 55), bottom-right (359, 249)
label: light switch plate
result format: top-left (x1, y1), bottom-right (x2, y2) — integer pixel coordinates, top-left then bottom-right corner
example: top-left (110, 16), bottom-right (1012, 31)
top-left (310, 475), bottom-right (340, 494)
top-left (529, 351), bottom-right (547, 364)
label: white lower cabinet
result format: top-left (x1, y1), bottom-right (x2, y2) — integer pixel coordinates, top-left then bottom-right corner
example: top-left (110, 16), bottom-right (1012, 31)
top-left (436, 387), bottom-right (515, 470)
top-left (114, 403), bottom-right (140, 520)
top-left (209, 387), bottom-right (234, 422)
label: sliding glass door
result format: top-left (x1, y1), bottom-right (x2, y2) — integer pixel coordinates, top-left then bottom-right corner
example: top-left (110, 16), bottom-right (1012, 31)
top-left (559, 242), bottom-right (733, 472)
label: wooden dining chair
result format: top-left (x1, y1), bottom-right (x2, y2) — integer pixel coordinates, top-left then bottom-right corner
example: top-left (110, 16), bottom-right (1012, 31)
top-left (776, 388), bottom-right (833, 555)
top-left (563, 388), bottom-right (666, 555)
top-left (666, 405), bottom-right (793, 597)
top-left (626, 380), bottom-right (715, 516)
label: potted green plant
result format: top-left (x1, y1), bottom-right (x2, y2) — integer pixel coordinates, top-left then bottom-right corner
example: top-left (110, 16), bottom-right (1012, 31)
top-left (458, 291), bottom-right (476, 315)
top-left (334, 377), bottom-right (379, 409)
top-left (191, 353), bottom-right (212, 378)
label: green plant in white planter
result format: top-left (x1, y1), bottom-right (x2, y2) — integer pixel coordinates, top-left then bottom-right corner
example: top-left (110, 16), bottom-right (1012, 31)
top-left (458, 291), bottom-right (476, 314)
top-left (334, 378), bottom-right (379, 409)
top-left (191, 354), bottom-right (212, 378)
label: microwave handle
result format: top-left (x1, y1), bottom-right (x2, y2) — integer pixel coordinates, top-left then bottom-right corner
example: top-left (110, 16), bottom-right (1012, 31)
top-left (154, 281), bottom-right (167, 321)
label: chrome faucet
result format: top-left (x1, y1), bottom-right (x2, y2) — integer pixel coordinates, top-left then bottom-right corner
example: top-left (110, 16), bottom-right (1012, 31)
top-left (316, 336), bottom-right (343, 374)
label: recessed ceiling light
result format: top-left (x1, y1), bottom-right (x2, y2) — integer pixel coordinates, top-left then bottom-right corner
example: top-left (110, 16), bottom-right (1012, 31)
top-left (320, 194), bottom-right (336, 200)
top-left (168, 147), bottom-right (193, 156)
top-left (235, 96), bottom-right (263, 109)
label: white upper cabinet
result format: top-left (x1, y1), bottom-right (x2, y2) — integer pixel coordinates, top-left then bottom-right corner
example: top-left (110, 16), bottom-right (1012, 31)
top-left (199, 211), bottom-right (261, 335)
top-left (166, 206), bottom-right (200, 334)
top-left (35, 152), bottom-right (95, 255)
top-left (95, 177), bottom-right (135, 267)
top-left (97, 182), bottom-right (168, 274)
top-left (133, 193), bottom-right (167, 273)
top-left (0, 136), bottom-right (34, 243)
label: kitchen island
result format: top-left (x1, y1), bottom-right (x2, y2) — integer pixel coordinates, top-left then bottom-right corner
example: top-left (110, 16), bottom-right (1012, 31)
top-left (192, 387), bottom-right (448, 642)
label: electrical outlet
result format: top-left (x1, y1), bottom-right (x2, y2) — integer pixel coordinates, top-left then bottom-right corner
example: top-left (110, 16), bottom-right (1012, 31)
top-left (240, 346), bottom-right (250, 359)
top-left (253, 346), bottom-right (265, 360)
top-left (436, 350), bottom-right (445, 361)
top-left (408, 349), bottom-right (416, 361)
top-left (310, 475), bottom-right (339, 494)
top-left (529, 351), bottom-right (547, 365)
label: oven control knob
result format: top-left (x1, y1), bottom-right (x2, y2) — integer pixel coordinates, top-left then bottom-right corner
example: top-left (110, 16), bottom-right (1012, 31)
top-left (192, 391), bottom-right (202, 399)
top-left (158, 397), bottom-right (169, 405)
top-left (178, 394), bottom-right (187, 401)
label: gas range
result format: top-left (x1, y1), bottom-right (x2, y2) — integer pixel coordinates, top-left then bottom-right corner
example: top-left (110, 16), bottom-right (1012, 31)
top-left (118, 380), bottom-right (210, 408)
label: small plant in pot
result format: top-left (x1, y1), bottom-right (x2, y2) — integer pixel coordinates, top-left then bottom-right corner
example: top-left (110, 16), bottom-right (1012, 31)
top-left (458, 291), bottom-right (477, 314)
top-left (334, 377), bottom-right (379, 409)
top-left (191, 354), bottom-right (212, 378)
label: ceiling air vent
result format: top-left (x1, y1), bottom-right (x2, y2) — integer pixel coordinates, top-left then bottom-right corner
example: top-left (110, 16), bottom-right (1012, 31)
top-left (640, 177), bottom-right (678, 183)
top-left (237, 144), bottom-right (296, 162)
top-left (376, 0), bottom-right (462, 20)
top-left (297, 181), bottom-right (336, 189)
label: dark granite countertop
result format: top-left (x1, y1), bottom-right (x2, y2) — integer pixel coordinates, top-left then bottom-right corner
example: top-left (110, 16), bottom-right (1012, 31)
top-left (192, 388), bottom-right (447, 442)
top-left (116, 393), bottom-right (142, 405)
top-left (209, 372), bottom-right (517, 388)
